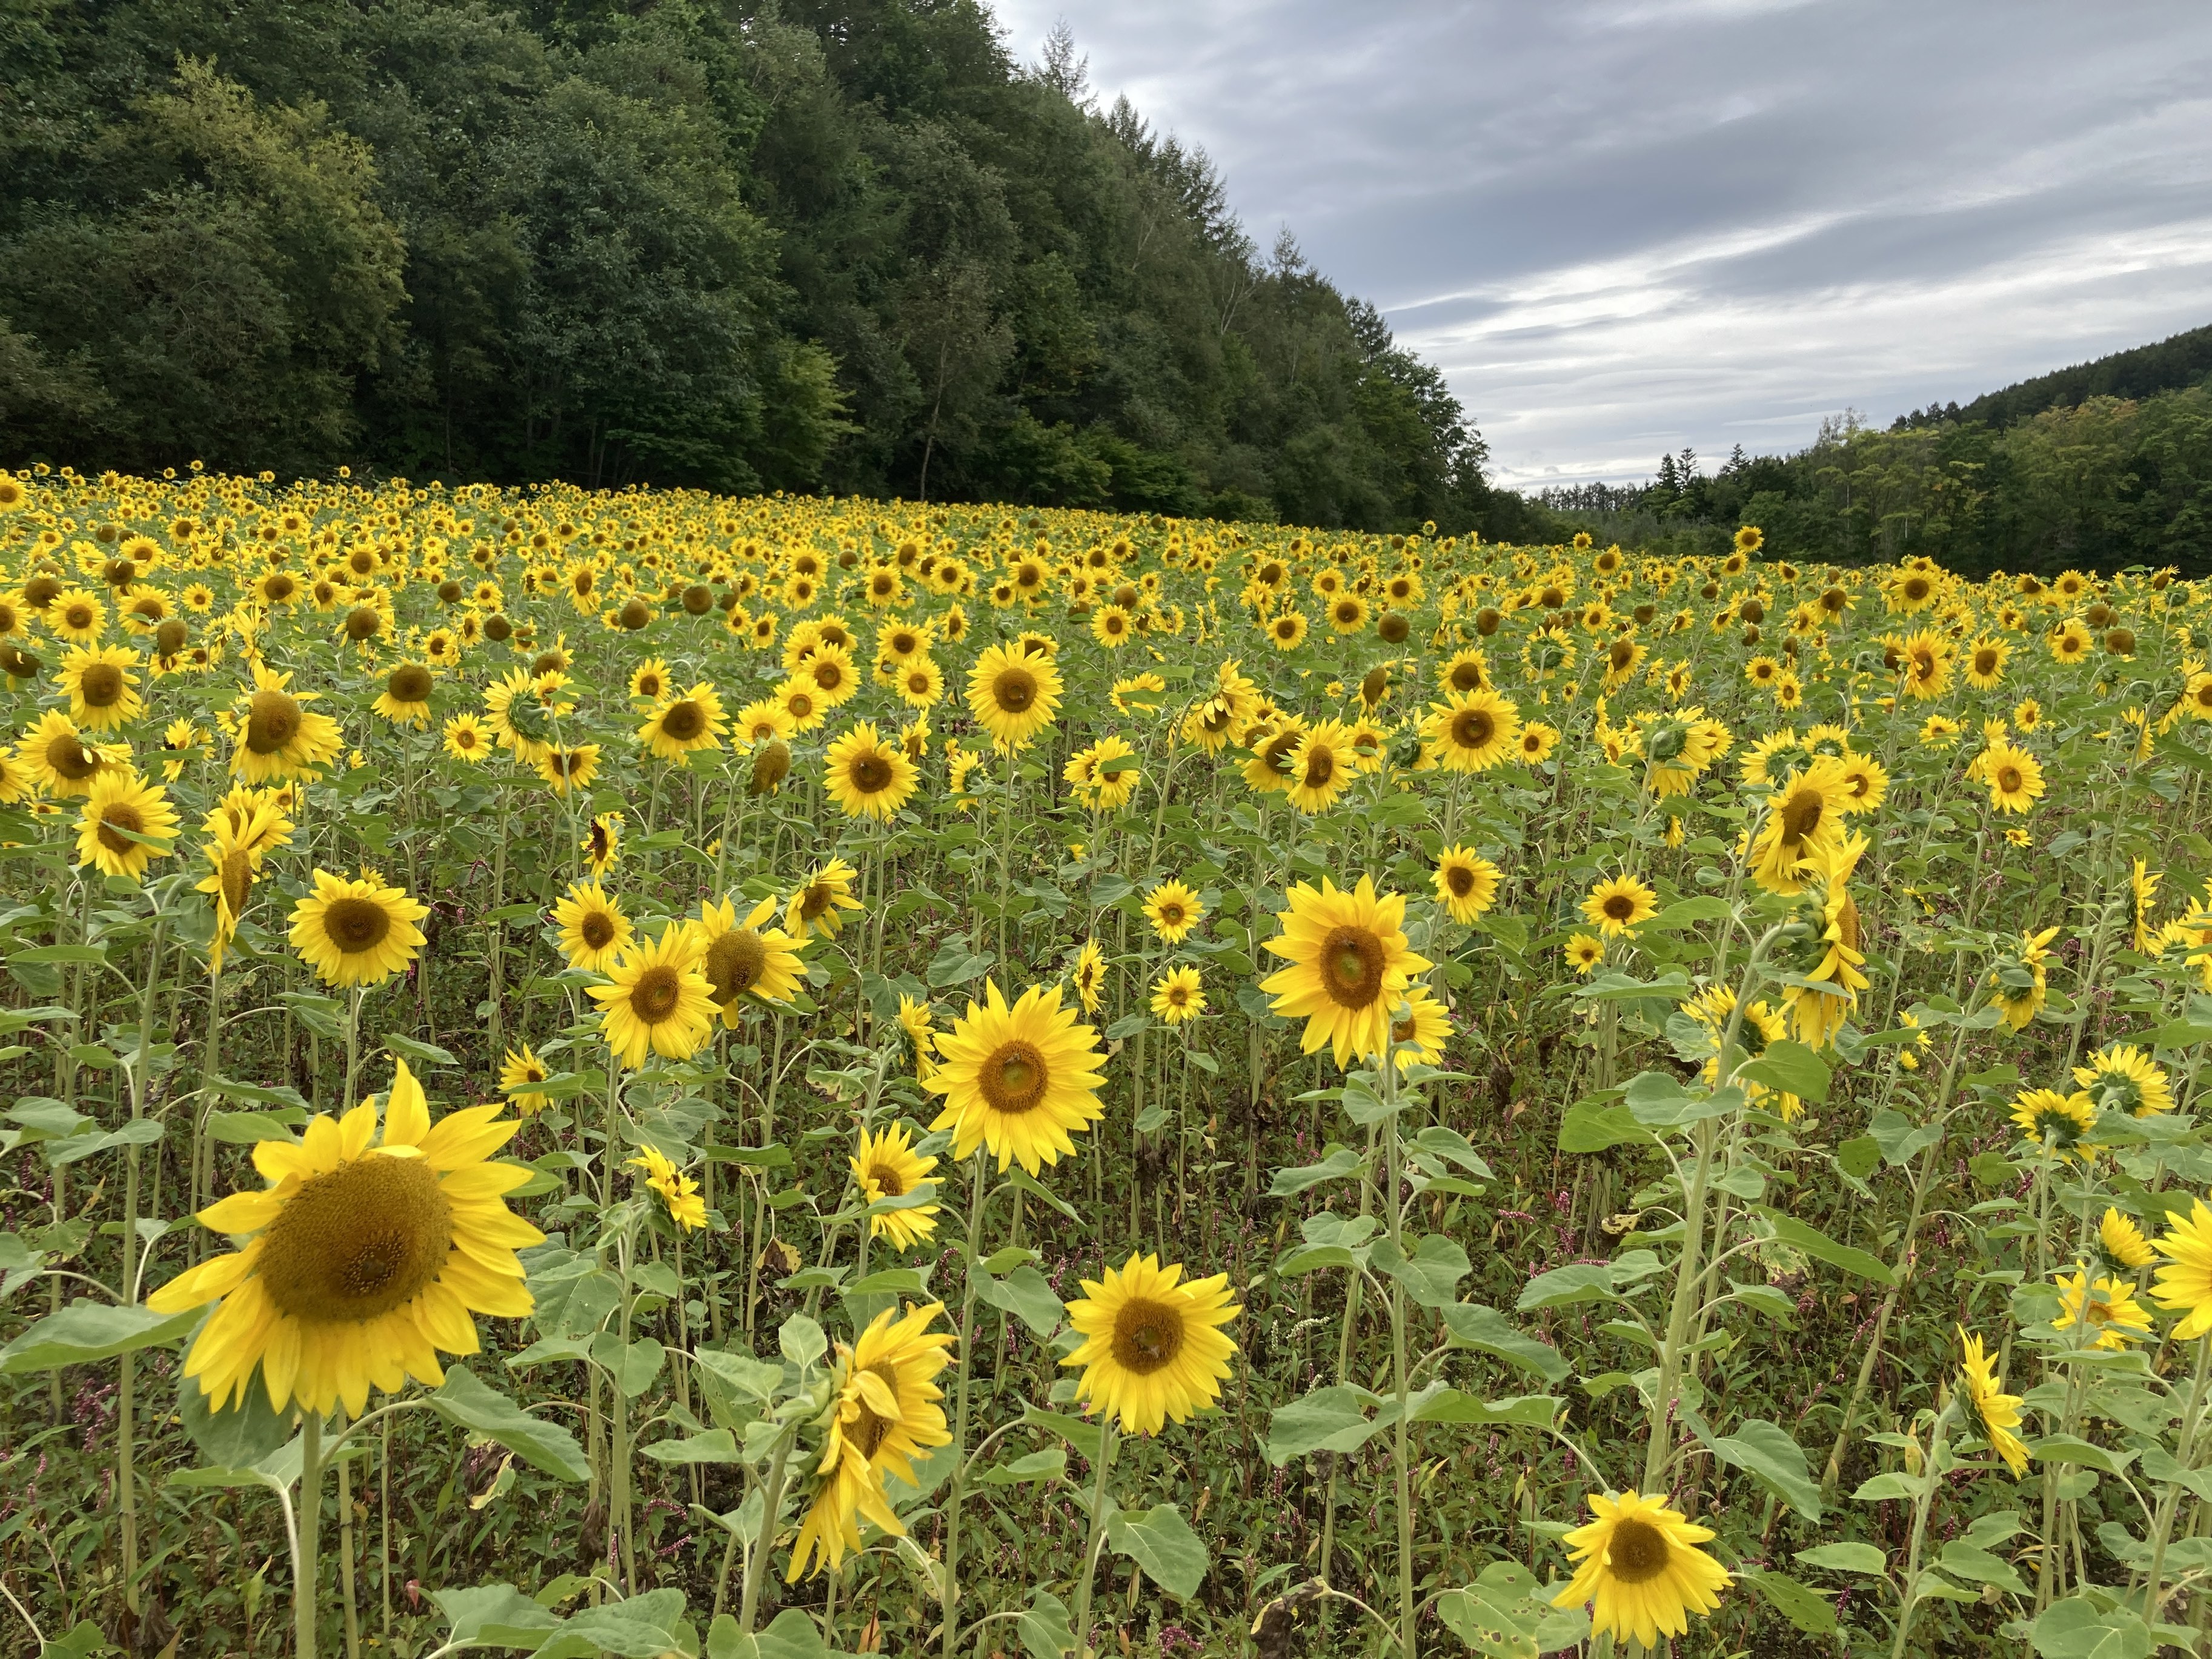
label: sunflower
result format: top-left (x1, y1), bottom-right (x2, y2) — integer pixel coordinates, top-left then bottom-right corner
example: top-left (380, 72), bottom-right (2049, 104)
top-left (894, 655), bottom-right (945, 708)
top-left (1981, 739), bottom-right (2044, 814)
top-left (824, 721), bottom-right (919, 821)
top-left (2011, 1088), bottom-right (2097, 1163)
top-left (233, 663), bottom-right (344, 783)
top-left (75, 768), bottom-right (178, 882)
top-left (498, 1045), bottom-right (552, 1115)
top-left (371, 662), bottom-right (435, 727)
top-left (48, 586), bottom-right (106, 643)
top-left (1389, 983), bottom-right (1452, 1071)
top-left (1284, 720), bottom-right (1355, 813)
top-left (2073, 1042), bottom-right (2171, 1117)
top-left (442, 713), bottom-right (489, 763)
top-left (196, 811), bottom-right (271, 972)
top-left (553, 879), bottom-right (632, 972)
top-left (534, 744), bottom-right (600, 797)
top-left (1990, 927), bottom-right (2060, 1032)
top-left (628, 657), bottom-right (671, 703)
top-left (1581, 874), bottom-right (1657, 938)
top-left (1143, 880), bottom-right (1204, 945)
top-left (1832, 751), bottom-right (1888, 814)
top-left (1421, 688), bottom-right (1521, 773)
top-left (1748, 758), bottom-right (1853, 894)
top-left (1964, 636), bottom-right (2008, 689)
top-left (629, 1144), bottom-right (706, 1231)
top-left (1549, 1489), bottom-right (1730, 1652)
top-left (1260, 876), bottom-right (1432, 1066)
top-left (588, 925), bottom-right (717, 1068)
top-left (852, 1126), bottom-right (940, 1249)
top-left (692, 894), bottom-right (806, 1023)
top-left (966, 640), bottom-right (1063, 749)
top-left (925, 980), bottom-right (1106, 1173)
top-left (1061, 1253), bottom-right (1240, 1437)
top-left (773, 677), bottom-right (826, 734)
top-left (1433, 846), bottom-right (1502, 923)
top-left (1072, 937), bottom-right (1106, 1014)
top-left (287, 869), bottom-right (427, 986)
top-left (145, 1058), bottom-right (540, 1417)
top-left (1564, 933), bottom-right (1605, 974)
top-left (787, 1302), bottom-right (955, 1580)
top-left (58, 643), bottom-right (143, 732)
top-left (2100, 1206), bottom-right (2156, 1271)
top-left (639, 683), bottom-right (728, 762)
top-left (785, 857), bottom-right (863, 941)
top-left (1267, 611), bottom-right (1309, 650)
top-left (2152, 1202), bottom-right (2212, 1338)
top-left (1957, 1327), bottom-right (2028, 1476)
top-left (1777, 831), bottom-right (1869, 1049)
top-left (580, 811), bottom-right (623, 877)
top-left (2053, 1267), bottom-right (2153, 1350)
top-left (1151, 966), bottom-right (1206, 1025)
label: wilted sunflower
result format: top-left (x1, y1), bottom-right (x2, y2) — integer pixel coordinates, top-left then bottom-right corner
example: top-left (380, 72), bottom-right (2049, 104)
top-left (1072, 937), bottom-right (1106, 1013)
top-left (1260, 876), bottom-right (1432, 1066)
top-left (852, 1125), bottom-right (940, 1249)
top-left (1061, 1253), bottom-right (1240, 1436)
top-left (1549, 1489), bottom-right (1730, 1652)
top-left (1776, 831), bottom-right (1869, 1049)
top-left (58, 643), bottom-right (143, 732)
top-left (76, 768), bottom-right (178, 882)
top-left (825, 721), bottom-right (918, 821)
top-left (785, 857), bottom-right (863, 941)
top-left (925, 980), bottom-right (1106, 1172)
top-left (290, 869), bottom-right (429, 988)
top-left (552, 878), bottom-right (631, 972)
top-left (233, 663), bottom-right (344, 783)
top-left (196, 813), bottom-right (269, 972)
top-left (1143, 880), bottom-right (1204, 945)
top-left (145, 1058), bottom-right (540, 1417)
top-left (692, 894), bottom-right (805, 1023)
top-left (588, 925), bottom-right (717, 1068)
top-left (638, 682), bottom-right (728, 762)
top-left (966, 640), bottom-right (1063, 749)
top-left (1421, 687), bottom-right (1521, 773)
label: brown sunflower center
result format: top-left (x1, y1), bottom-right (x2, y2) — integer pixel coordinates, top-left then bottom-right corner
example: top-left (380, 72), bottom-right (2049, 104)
top-left (1605, 1516), bottom-right (1671, 1584)
top-left (322, 896), bottom-right (393, 956)
top-left (388, 665), bottom-right (433, 703)
top-left (1603, 893), bottom-right (1635, 921)
top-left (1109, 1295), bottom-right (1187, 1375)
top-left (1974, 649), bottom-right (1999, 675)
top-left (259, 1154), bottom-right (453, 1323)
top-left (266, 574), bottom-right (297, 602)
top-left (344, 606), bottom-right (382, 641)
top-left (629, 964), bottom-right (684, 1025)
top-left (78, 662), bottom-right (125, 708)
top-left (705, 929), bottom-right (767, 1003)
top-left (978, 1039), bottom-right (1048, 1115)
top-left (1449, 660), bottom-right (1485, 691)
top-left (1452, 708), bottom-right (1495, 751)
top-left (846, 1360), bottom-right (903, 1460)
top-left (96, 801), bottom-right (145, 855)
top-left (1779, 786), bottom-right (1825, 844)
top-left (1303, 749), bottom-right (1335, 788)
top-left (617, 599), bottom-right (651, 630)
top-left (1321, 925), bottom-right (1387, 1010)
top-left (812, 660), bottom-right (845, 693)
top-left (659, 700), bottom-right (706, 742)
top-left (851, 753), bottom-right (894, 794)
top-left (1996, 764), bottom-right (2024, 793)
top-left (580, 910), bottom-right (617, 950)
top-left (1445, 864), bottom-right (1476, 897)
top-left (992, 666), bottom-right (1038, 714)
top-left (867, 1161), bottom-right (906, 1199)
top-left (219, 848), bottom-right (253, 916)
top-left (247, 689), bottom-right (303, 754)
top-left (47, 734), bottom-right (97, 780)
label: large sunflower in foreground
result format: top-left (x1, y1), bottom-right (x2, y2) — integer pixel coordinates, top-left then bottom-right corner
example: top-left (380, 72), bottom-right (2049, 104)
top-left (925, 980), bottom-right (1106, 1173)
top-left (966, 640), bottom-right (1063, 750)
top-left (1550, 1488), bottom-right (1730, 1651)
top-left (588, 924), bottom-right (717, 1068)
top-left (145, 1058), bottom-right (540, 1417)
top-left (231, 663), bottom-right (344, 783)
top-left (692, 894), bottom-right (806, 1023)
top-left (290, 868), bottom-right (430, 988)
top-left (2151, 1200), bottom-right (2212, 1340)
top-left (788, 1302), bottom-right (955, 1579)
top-left (824, 721), bottom-right (919, 820)
top-left (1062, 1253), bottom-right (1240, 1437)
top-left (1421, 687), bottom-right (1521, 773)
top-left (1260, 876), bottom-right (1432, 1066)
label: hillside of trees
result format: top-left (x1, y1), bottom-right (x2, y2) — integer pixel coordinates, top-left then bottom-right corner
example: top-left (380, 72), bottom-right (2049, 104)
top-left (0, 0), bottom-right (1513, 532)
top-left (1540, 353), bottom-right (2212, 576)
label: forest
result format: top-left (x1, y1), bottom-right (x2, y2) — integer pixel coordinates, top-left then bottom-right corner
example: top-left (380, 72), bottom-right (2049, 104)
top-left (0, 0), bottom-right (1505, 533)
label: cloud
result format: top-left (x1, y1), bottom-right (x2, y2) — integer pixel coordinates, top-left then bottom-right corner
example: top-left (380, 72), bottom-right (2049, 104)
top-left (992, 0), bottom-right (2212, 487)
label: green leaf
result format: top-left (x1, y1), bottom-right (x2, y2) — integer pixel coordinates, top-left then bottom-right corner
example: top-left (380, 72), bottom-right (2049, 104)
top-left (432, 1583), bottom-right (562, 1650)
top-left (1935, 1540), bottom-right (2031, 1594)
top-left (1852, 1470), bottom-right (1926, 1501)
top-left (1558, 1098), bottom-right (1655, 1152)
top-left (588, 1334), bottom-right (666, 1398)
top-left (1758, 1212), bottom-right (1897, 1286)
top-left (382, 1031), bottom-right (460, 1068)
top-left (643, 1428), bottom-right (743, 1465)
top-left (180, 1366), bottom-right (293, 1467)
top-left (1016, 1589), bottom-right (1075, 1659)
top-left (1021, 1404), bottom-right (1106, 1466)
top-left (1369, 1233), bottom-right (1470, 1309)
top-left (38, 1621), bottom-right (117, 1658)
top-left (534, 1592), bottom-right (689, 1659)
top-left (45, 1117), bottom-right (163, 1166)
top-left (1739, 1568), bottom-right (1837, 1635)
top-left (1407, 1389), bottom-right (1562, 1430)
top-left (1795, 1541), bottom-right (1888, 1576)
top-left (693, 1347), bottom-right (783, 1406)
top-left (2030, 1596), bottom-right (2152, 1658)
top-left (1836, 1137), bottom-right (1883, 1181)
top-left (1644, 896), bottom-right (1733, 931)
top-left (1515, 1263), bottom-right (1620, 1313)
top-left (429, 1368), bottom-right (590, 1482)
top-left (1269, 1144), bottom-right (1364, 1196)
top-left (1736, 1039), bottom-right (1830, 1102)
top-left (1707, 1417), bottom-right (1822, 1521)
top-left (13, 943), bottom-right (108, 965)
top-left (1410, 1125), bottom-right (1495, 1180)
top-left (1438, 1304), bottom-right (1572, 1383)
top-left (1105, 1504), bottom-right (1207, 1598)
top-left (0, 1299), bottom-right (202, 1373)
top-left (779, 1314), bottom-right (826, 1371)
top-left (1264, 1385), bottom-right (1385, 1464)
top-left (974, 1448), bottom-right (1067, 1487)
top-left (973, 1263), bottom-right (1065, 1338)
top-left (206, 1109), bottom-right (305, 1145)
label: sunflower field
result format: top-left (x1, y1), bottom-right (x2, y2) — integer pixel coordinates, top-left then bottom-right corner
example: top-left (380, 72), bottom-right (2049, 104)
top-left (2, 466), bottom-right (2212, 1659)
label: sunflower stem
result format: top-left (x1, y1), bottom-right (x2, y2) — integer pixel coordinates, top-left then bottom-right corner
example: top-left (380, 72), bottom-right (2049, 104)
top-left (2142, 1336), bottom-right (2212, 1619)
top-left (1888, 1393), bottom-right (1959, 1659)
top-left (297, 1409), bottom-right (324, 1659)
top-left (735, 1421), bottom-right (795, 1637)
top-left (1381, 1049), bottom-right (1415, 1659)
top-left (939, 1154), bottom-right (989, 1659)
top-left (1068, 1417), bottom-right (1118, 1659)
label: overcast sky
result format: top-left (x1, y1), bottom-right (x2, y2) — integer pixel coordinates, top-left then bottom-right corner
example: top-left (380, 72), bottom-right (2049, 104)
top-left (991, 1), bottom-right (2212, 491)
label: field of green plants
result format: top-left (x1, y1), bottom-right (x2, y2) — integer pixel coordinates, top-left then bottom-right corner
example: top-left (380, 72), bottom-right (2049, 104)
top-left (3, 466), bottom-right (2211, 1658)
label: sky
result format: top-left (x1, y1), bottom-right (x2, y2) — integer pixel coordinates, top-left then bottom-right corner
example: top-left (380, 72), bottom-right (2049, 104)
top-left (991, 0), bottom-right (2212, 491)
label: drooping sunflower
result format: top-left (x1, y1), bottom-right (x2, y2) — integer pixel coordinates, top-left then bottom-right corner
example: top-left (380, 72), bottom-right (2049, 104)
top-left (1260, 876), bottom-right (1432, 1066)
top-left (1420, 687), bottom-right (1521, 773)
top-left (233, 663), bottom-right (344, 783)
top-left (1776, 830), bottom-right (1870, 1049)
top-left (76, 768), bottom-right (178, 882)
top-left (966, 640), bottom-right (1063, 750)
top-left (1143, 880), bottom-right (1204, 945)
top-left (1748, 757), bottom-right (1853, 894)
top-left (1549, 1489), bottom-right (1730, 1652)
top-left (498, 1045), bottom-right (552, 1115)
top-left (2011, 1087), bottom-right (2098, 1163)
top-left (1071, 937), bottom-right (1106, 1014)
top-left (1581, 874), bottom-right (1658, 939)
top-left (588, 925), bottom-right (717, 1069)
top-left (144, 1058), bottom-right (540, 1417)
top-left (787, 1302), bottom-right (955, 1580)
top-left (925, 980), bottom-right (1106, 1173)
top-left (371, 662), bottom-right (435, 727)
top-left (824, 721), bottom-right (919, 822)
top-left (1990, 926), bottom-right (2061, 1032)
top-left (59, 643), bottom-right (144, 732)
top-left (629, 1144), bottom-right (706, 1231)
top-left (1433, 845), bottom-right (1502, 924)
top-left (2101, 1206), bottom-right (2156, 1271)
top-left (1957, 1326), bottom-right (2028, 1477)
top-left (638, 682), bottom-right (728, 763)
top-left (196, 815), bottom-right (262, 972)
top-left (289, 869), bottom-right (429, 988)
top-left (552, 878), bottom-right (632, 972)
top-left (785, 857), bottom-right (863, 941)
top-left (692, 894), bottom-right (806, 1023)
top-left (1151, 966), bottom-right (1206, 1025)
top-left (2074, 1043), bottom-right (2173, 1117)
top-left (2052, 1267), bottom-right (2153, 1351)
top-left (1061, 1253), bottom-right (1240, 1437)
top-left (852, 1125), bottom-right (940, 1249)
